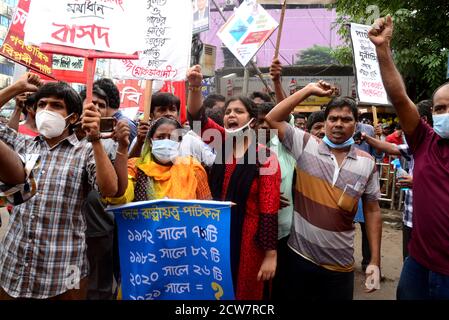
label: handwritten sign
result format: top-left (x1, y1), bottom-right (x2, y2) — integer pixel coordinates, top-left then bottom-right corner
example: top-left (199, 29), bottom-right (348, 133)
top-left (217, 0), bottom-right (278, 67)
top-left (24, 0), bottom-right (146, 54)
top-left (112, 0), bottom-right (193, 81)
top-left (108, 199), bottom-right (234, 300)
top-left (350, 23), bottom-right (390, 105)
top-left (0, 0), bottom-right (53, 76)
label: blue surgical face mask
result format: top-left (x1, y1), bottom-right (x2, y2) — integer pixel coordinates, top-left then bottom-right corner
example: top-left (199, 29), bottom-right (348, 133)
top-left (433, 113), bottom-right (449, 139)
top-left (151, 139), bottom-right (180, 164)
top-left (322, 135), bottom-right (355, 149)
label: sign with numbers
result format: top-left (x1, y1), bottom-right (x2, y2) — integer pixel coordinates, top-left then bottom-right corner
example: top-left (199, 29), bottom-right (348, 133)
top-left (108, 199), bottom-right (234, 300)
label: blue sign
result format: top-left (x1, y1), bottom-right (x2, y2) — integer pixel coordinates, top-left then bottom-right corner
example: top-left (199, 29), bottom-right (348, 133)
top-left (107, 199), bottom-right (234, 300)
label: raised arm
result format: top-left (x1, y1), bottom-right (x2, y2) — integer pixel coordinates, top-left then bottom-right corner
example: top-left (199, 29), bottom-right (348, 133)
top-left (128, 120), bottom-right (150, 158)
top-left (270, 58), bottom-right (287, 104)
top-left (112, 120), bottom-right (130, 197)
top-left (82, 102), bottom-right (118, 197)
top-left (186, 65), bottom-right (204, 120)
top-left (368, 16), bottom-right (420, 136)
top-left (0, 73), bottom-right (40, 110)
top-left (265, 81), bottom-right (334, 141)
top-left (8, 94), bottom-right (27, 131)
top-left (360, 132), bottom-right (401, 156)
top-left (0, 140), bottom-right (26, 185)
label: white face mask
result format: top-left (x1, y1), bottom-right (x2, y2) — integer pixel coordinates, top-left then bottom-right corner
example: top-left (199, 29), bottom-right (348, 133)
top-left (225, 118), bottom-right (254, 138)
top-left (151, 139), bottom-right (180, 164)
top-left (36, 110), bottom-right (72, 139)
top-left (433, 113), bottom-right (449, 139)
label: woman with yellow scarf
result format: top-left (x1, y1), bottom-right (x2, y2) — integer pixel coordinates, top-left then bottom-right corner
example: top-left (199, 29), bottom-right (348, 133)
top-left (107, 117), bottom-right (211, 204)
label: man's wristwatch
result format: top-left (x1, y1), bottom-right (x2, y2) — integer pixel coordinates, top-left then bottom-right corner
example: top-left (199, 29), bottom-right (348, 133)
top-left (87, 134), bottom-right (101, 142)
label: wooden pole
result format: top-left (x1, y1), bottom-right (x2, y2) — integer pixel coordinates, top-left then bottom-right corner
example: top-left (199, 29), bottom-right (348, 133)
top-left (143, 80), bottom-right (153, 122)
top-left (274, 0), bottom-right (287, 59)
top-left (372, 105), bottom-right (378, 127)
top-left (86, 57), bottom-right (95, 103)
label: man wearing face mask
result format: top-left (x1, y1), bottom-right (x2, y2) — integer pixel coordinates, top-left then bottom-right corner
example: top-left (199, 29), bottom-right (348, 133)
top-left (0, 73), bottom-right (119, 300)
top-left (266, 84), bottom-right (382, 301)
top-left (370, 16), bottom-right (449, 300)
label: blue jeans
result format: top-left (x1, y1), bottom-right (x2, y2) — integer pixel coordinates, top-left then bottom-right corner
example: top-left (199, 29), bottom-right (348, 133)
top-left (397, 256), bottom-right (449, 300)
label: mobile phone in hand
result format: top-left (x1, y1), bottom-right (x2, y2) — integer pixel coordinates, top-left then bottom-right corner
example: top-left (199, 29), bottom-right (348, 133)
top-left (100, 117), bottom-right (116, 132)
top-left (353, 131), bottom-right (362, 142)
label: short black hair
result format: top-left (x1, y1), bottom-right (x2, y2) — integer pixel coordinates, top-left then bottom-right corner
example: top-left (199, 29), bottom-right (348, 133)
top-left (294, 113), bottom-right (307, 120)
top-left (307, 110), bottom-right (325, 131)
top-left (249, 91), bottom-right (271, 103)
top-left (148, 116), bottom-right (182, 140)
top-left (257, 102), bottom-right (275, 116)
top-left (94, 78), bottom-right (120, 109)
top-left (34, 82), bottom-right (83, 117)
top-left (79, 85), bottom-right (109, 106)
top-left (203, 94), bottom-right (226, 109)
top-left (224, 96), bottom-right (258, 119)
top-left (417, 99), bottom-right (433, 127)
top-left (205, 107), bottom-right (224, 126)
top-left (151, 92), bottom-right (181, 113)
top-left (324, 97), bottom-right (358, 122)
top-left (21, 93), bottom-right (36, 117)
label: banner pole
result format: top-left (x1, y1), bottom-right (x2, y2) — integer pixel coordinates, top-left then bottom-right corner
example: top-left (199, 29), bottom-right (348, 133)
top-left (86, 57), bottom-right (95, 103)
top-left (274, 0), bottom-right (287, 59)
top-left (143, 80), bottom-right (153, 122)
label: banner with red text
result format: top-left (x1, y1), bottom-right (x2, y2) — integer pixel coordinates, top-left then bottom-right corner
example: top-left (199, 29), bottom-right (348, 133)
top-left (24, 0), bottom-right (146, 55)
top-left (0, 0), bottom-right (53, 76)
top-left (116, 79), bottom-right (187, 123)
top-left (111, 0), bottom-right (192, 81)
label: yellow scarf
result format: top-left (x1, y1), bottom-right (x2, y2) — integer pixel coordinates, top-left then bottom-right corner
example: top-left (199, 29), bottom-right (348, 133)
top-left (135, 156), bottom-right (203, 200)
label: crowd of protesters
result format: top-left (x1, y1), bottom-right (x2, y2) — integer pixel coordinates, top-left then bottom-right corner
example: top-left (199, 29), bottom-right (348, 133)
top-left (0, 16), bottom-right (448, 301)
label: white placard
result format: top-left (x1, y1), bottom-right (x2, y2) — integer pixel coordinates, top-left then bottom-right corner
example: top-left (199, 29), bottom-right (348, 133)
top-left (24, 0), bottom-right (147, 54)
top-left (111, 0), bottom-right (193, 81)
top-left (350, 23), bottom-right (390, 105)
top-left (217, 0), bottom-right (278, 67)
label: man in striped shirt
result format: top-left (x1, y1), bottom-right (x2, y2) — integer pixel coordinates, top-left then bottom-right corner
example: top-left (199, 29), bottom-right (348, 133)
top-left (266, 83), bottom-right (382, 300)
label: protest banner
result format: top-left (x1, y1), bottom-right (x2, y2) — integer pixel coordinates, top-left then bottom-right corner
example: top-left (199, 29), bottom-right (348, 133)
top-left (0, 0), bottom-right (53, 77)
top-left (51, 54), bottom-right (91, 84)
top-left (192, 0), bottom-right (210, 34)
top-left (350, 23), bottom-right (390, 105)
top-left (107, 199), bottom-right (234, 300)
top-left (111, 0), bottom-right (193, 82)
top-left (217, 0), bottom-right (278, 67)
top-left (24, 0), bottom-right (146, 54)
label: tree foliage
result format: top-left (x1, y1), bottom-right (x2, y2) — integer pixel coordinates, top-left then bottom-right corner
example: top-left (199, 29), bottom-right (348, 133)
top-left (331, 0), bottom-right (449, 101)
top-left (295, 45), bottom-right (336, 65)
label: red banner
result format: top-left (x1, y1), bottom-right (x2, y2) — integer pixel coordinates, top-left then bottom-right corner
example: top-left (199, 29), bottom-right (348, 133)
top-left (115, 79), bottom-right (146, 112)
top-left (0, 0), bottom-right (53, 77)
top-left (160, 81), bottom-right (187, 124)
top-left (116, 80), bottom-right (186, 123)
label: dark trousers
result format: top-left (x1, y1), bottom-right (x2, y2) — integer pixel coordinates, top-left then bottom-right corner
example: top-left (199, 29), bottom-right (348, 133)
top-left (359, 222), bottom-right (371, 271)
top-left (0, 278), bottom-right (88, 300)
top-left (402, 224), bottom-right (412, 261)
top-left (271, 235), bottom-right (290, 301)
top-left (397, 256), bottom-right (449, 300)
top-left (284, 247), bottom-right (354, 301)
top-left (86, 232), bottom-right (114, 300)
